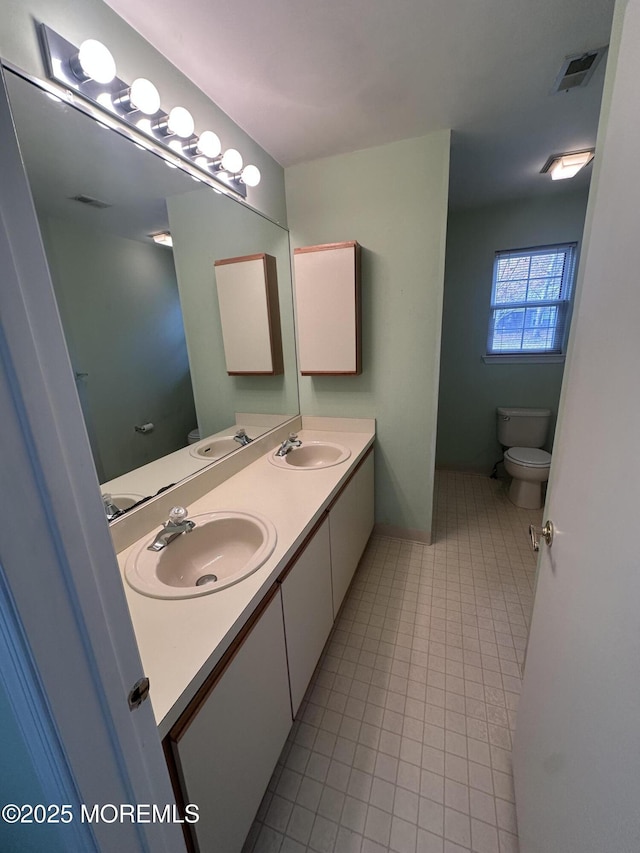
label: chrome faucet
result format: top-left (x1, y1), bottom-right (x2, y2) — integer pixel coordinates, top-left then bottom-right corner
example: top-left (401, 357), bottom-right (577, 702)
top-left (276, 432), bottom-right (302, 457)
top-left (102, 493), bottom-right (122, 522)
top-left (234, 428), bottom-right (253, 446)
top-left (147, 506), bottom-right (196, 552)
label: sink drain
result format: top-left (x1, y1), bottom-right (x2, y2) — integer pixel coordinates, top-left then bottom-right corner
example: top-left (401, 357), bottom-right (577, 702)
top-left (195, 574), bottom-right (218, 586)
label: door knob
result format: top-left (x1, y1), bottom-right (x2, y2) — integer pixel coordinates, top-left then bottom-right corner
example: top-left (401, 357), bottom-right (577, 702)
top-left (529, 520), bottom-right (554, 552)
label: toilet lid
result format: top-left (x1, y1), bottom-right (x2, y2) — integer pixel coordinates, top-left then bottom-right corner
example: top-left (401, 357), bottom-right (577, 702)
top-left (505, 447), bottom-right (551, 467)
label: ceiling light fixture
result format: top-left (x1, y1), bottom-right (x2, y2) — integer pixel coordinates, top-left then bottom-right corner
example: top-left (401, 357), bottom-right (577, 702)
top-left (39, 23), bottom-right (259, 198)
top-left (151, 232), bottom-right (173, 247)
top-left (541, 149), bottom-right (595, 181)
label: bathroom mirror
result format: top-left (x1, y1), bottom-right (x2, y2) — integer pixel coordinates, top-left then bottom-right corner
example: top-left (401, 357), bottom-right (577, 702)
top-left (4, 68), bottom-right (299, 507)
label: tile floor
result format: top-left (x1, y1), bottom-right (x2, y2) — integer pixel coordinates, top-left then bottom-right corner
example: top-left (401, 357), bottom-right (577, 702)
top-left (244, 471), bottom-right (542, 853)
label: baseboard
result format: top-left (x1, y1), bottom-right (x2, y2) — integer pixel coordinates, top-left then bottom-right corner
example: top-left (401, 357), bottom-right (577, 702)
top-left (374, 523), bottom-right (431, 545)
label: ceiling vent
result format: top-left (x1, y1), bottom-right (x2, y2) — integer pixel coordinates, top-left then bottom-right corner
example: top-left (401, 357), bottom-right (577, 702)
top-left (69, 194), bottom-right (111, 209)
top-left (551, 47), bottom-right (608, 94)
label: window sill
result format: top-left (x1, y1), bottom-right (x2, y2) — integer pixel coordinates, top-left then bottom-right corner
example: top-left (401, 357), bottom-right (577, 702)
top-left (482, 354), bottom-right (566, 365)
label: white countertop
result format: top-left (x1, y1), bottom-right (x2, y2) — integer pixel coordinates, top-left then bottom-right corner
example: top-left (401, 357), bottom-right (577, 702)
top-left (116, 426), bottom-right (375, 738)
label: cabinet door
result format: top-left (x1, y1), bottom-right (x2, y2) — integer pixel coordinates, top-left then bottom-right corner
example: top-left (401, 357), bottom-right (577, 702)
top-left (329, 451), bottom-right (374, 616)
top-left (172, 589), bottom-right (291, 853)
top-left (215, 253), bottom-right (283, 375)
top-left (293, 241), bottom-right (361, 375)
top-left (280, 518), bottom-right (333, 716)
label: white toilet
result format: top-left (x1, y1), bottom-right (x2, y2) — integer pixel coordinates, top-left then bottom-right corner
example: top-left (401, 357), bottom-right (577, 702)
top-left (497, 407), bottom-right (552, 509)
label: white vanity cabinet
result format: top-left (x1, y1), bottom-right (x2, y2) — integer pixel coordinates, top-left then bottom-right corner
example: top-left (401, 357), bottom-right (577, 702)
top-left (329, 450), bottom-right (375, 616)
top-left (161, 443), bottom-right (375, 852)
top-left (293, 241), bottom-right (361, 375)
top-left (279, 517), bottom-right (333, 716)
top-left (165, 587), bottom-right (292, 853)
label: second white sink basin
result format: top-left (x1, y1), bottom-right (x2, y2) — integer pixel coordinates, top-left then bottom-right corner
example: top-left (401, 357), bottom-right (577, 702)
top-left (124, 510), bottom-right (277, 599)
top-left (110, 493), bottom-right (144, 511)
top-left (269, 441), bottom-right (351, 470)
top-left (189, 435), bottom-right (239, 460)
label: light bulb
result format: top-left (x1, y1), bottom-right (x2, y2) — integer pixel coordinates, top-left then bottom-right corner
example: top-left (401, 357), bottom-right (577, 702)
top-left (168, 139), bottom-right (184, 154)
top-left (221, 148), bottom-right (243, 173)
top-left (550, 155), bottom-right (586, 180)
top-left (241, 164), bottom-right (261, 187)
top-left (550, 160), bottom-right (581, 181)
top-left (197, 131), bottom-right (221, 158)
top-left (74, 39), bottom-right (116, 84)
top-left (167, 106), bottom-right (195, 139)
top-left (96, 92), bottom-right (114, 111)
top-left (151, 232), bottom-right (173, 247)
top-left (548, 151), bottom-right (593, 181)
top-left (129, 78), bottom-right (161, 115)
top-left (136, 118), bottom-right (153, 135)
top-left (195, 155), bottom-right (209, 169)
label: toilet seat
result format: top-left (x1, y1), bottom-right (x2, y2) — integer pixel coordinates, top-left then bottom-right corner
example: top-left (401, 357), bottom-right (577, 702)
top-left (505, 447), bottom-right (551, 468)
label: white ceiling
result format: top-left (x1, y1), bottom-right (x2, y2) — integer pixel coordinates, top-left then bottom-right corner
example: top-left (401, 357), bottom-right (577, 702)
top-left (102, 0), bottom-right (616, 209)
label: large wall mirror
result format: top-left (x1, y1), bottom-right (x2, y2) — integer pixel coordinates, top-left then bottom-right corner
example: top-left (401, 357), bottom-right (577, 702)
top-left (5, 68), bottom-right (299, 514)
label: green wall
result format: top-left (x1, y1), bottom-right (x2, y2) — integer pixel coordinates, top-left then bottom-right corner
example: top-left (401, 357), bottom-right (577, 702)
top-left (0, 0), bottom-right (286, 223)
top-left (41, 215), bottom-right (196, 482)
top-left (436, 190), bottom-right (590, 473)
top-left (285, 133), bottom-right (450, 542)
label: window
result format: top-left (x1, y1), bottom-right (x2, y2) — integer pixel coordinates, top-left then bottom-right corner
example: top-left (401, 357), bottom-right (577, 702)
top-left (486, 243), bottom-right (577, 360)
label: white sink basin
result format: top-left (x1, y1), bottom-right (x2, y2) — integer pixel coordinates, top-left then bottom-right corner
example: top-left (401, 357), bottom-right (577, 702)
top-left (269, 441), bottom-right (351, 470)
top-left (110, 493), bottom-right (144, 510)
top-left (189, 436), bottom-right (239, 460)
top-left (124, 511), bottom-right (277, 599)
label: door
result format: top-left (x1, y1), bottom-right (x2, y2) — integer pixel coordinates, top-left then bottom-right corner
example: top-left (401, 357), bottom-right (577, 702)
top-left (512, 3), bottom-right (640, 851)
top-left (0, 67), bottom-right (185, 851)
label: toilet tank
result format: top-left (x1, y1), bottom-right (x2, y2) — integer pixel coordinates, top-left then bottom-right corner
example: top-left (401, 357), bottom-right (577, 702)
top-left (497, 407), bottom-right (551, 448)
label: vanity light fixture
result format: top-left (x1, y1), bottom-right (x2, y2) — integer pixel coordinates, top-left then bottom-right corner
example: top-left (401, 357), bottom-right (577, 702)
top-left (114, 77), bottom-right (161, 116)
top-left (96, 91), bottom-right (114, 111)
top-left (38, 24), bottom-right (261, 197)
top-left (196, 130), bottom-right (222, 158)
top-left (135, 117), bottom-right (153, 135)
top-left (70, 39), bottom-right (116, 85)
top-left (151, 232), bottom-right (173, 247)
top-left (152, 105), bottom-right (195, 138)
top-left (541, 149), bottom-right (595, 180)
top-left (222, 148), bottom-right (243, 173)
top-left (183, 131), bottom-right (222, 158)
top-left (218, 148), bottom-right (244, 174)
top-left (240, 165), bottom-right (261, 187)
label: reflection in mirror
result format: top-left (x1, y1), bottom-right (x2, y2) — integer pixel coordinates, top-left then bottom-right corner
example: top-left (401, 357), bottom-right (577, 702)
top-left (5, 70), bottom-right (299, 512)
